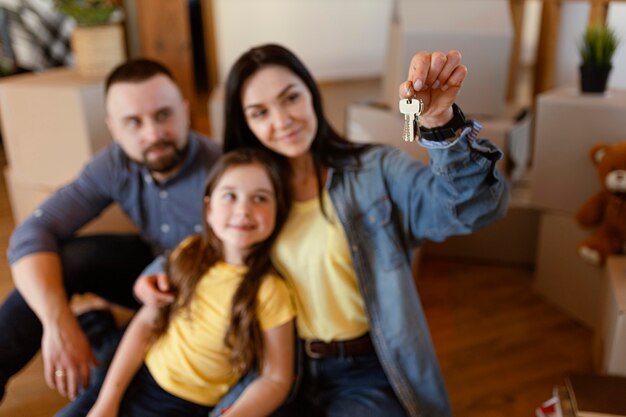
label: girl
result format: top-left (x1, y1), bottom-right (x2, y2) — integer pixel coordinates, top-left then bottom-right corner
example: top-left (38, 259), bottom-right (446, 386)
top-left (83, 148), bottom-right (295, 417)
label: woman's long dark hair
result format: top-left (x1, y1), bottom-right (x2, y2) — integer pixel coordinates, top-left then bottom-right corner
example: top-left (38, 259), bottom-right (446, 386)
top-left (223, 44), bottom-right (369, 207)
top-left (154, 148), bottom-right (291, 375)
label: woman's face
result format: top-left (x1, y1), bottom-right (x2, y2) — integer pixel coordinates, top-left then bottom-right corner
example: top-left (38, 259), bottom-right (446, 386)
top-left (241, 65), bottom-right (318, 159)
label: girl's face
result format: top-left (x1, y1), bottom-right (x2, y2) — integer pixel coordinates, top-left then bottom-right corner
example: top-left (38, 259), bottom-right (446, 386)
top-left (206, 163), bottom-right (277, 265)
top-left (241, 65), bottom-right (318, 160)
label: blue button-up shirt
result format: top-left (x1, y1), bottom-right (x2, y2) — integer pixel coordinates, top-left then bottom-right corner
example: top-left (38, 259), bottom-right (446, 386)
top-left (8, 131), bottom-right (221, 264)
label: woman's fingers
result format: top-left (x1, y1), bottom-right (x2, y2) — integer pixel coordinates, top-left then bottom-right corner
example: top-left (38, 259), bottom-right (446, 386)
top-left (443, 64), bottom-right (468, 91)
top-left (426, 51), bottom-right (447, 89)
top-left (435, 50), bottom-right (462, 90)
top-left (399, 80), bottom-right (414, 99)
top-left (400, 50), bottom-right (466, 96)
top-left (407, 51), bottom-right (431, 92)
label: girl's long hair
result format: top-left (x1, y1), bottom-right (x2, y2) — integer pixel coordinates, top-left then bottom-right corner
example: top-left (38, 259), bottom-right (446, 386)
top-left (153, 148), bottom-right (291, 375)
top-left (223, 44), bottom-right (370, 215)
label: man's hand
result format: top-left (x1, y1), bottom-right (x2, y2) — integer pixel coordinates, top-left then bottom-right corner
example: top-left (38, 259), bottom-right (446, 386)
top-left (42, 314), bottom-right (98, 399)
top-left (133, 273), bottom-right (175, 308)
top-left (398, 50), bottom-right (468, 128)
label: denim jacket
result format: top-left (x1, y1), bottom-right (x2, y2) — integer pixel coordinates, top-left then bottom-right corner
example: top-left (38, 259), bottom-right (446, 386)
top-left (211, 122), bottom-right (509, 417)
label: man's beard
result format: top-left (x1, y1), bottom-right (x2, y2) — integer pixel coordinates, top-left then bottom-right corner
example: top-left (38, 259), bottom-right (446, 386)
top-left (142, 139), bottom-right (188, 174)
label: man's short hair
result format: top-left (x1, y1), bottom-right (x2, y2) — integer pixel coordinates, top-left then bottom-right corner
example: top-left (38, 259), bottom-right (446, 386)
top-left (105, 58), bottom-right (175, 96)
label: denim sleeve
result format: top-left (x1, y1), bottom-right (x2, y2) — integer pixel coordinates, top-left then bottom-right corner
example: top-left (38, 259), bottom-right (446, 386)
top-left (208, 340), bottom-right (303, 416)
top-left (382, 120), bottom-right (510, 243)
top-left (7, 149), bottom-right (117, 265)
top-left (140, 255), bottom-right (168, 276)
top-left (208, 371), bottom-right (258, 416)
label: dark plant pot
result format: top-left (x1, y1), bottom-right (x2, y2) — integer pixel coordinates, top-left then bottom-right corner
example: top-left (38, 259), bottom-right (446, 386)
top-left (579, 64), bottom-right (612, 93)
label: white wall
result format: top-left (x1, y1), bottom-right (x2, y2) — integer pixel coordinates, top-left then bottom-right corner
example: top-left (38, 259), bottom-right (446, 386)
top-left (212, 0), bottom-right (393, 82)
top-left (607, 3), bottom-right (626, 88)
top-left (554, 2), bottom-right (590, 88)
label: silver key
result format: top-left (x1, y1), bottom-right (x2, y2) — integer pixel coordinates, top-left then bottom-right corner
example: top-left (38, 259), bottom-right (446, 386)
top-left (399, 98), bottom-right (424, 142)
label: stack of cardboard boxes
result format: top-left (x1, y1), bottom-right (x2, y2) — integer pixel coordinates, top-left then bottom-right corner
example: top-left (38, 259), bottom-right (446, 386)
top-left (0, 68), bottom-right (135, 234)
top-left (529, 87), bottom-right (626, 374)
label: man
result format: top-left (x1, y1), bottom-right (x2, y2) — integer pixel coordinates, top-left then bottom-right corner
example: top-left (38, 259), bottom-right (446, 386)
top-left (0, 58), bottom-right (221, 401)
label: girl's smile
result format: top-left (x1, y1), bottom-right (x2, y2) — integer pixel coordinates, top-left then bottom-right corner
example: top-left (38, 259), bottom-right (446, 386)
top-left (206, 163), bottom-right (277, 265)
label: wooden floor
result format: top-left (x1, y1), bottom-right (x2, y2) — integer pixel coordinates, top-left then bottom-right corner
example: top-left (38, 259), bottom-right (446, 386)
top-left (420, 259), bottom-right (592, 417)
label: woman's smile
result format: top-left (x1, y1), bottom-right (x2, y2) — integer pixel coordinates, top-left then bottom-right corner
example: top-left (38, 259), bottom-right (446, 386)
top-left (242, 65), bottom-right (318, 160)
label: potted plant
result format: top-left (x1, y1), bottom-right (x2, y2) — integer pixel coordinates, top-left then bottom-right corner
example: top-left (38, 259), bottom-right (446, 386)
top-left (53, 0), bottom-right (126, 77)
top-left (54, 0), bottom-right (122, 26)
top-left (578, 24), bottom-right (620, 94)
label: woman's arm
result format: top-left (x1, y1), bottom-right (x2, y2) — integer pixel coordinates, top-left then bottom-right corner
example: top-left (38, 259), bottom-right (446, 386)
top-left (86, 306), bottom-right (160, 417)
top-left (224, 320), bottom-right (295, 417)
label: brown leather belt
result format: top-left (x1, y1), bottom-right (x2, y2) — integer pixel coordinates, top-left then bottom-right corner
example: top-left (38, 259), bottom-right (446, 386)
top-left (303, 333), bottom-right (375, 359)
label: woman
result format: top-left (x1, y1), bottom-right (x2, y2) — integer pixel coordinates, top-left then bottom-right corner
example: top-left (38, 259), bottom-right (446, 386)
top-left (217, 44), bottom-right (509, 417)
top-left (137, 44), bottom-right (508, 417)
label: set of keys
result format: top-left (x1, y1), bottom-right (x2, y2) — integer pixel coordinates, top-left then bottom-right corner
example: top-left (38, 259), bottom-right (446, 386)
top-left (399, 98), bottom-right (424, 142)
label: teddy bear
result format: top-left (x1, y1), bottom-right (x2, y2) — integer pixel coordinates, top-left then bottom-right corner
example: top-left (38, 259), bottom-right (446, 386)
top-left (576, 142), bottom-right (626, 266)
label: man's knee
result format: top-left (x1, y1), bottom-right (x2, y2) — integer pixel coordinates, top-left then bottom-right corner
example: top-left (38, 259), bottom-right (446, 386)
top-left (58, 235), bottom-right (152, 303)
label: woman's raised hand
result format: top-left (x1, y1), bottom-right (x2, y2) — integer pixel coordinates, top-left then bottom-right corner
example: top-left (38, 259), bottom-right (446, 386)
top-left (398, 50), bottom-right (467, 129)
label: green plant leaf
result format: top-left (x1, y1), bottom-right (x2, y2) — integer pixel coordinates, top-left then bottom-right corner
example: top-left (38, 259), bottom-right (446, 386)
top-left (54, 0), bottom-right (120, 26)
top-left (579, 24), bottom-right (620, 66)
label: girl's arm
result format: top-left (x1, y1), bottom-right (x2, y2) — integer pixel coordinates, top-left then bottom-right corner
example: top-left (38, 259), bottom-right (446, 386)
top-left (86, 306), bottom-right (160, 417)
top-left (224, 320), bottom-right (295, 417)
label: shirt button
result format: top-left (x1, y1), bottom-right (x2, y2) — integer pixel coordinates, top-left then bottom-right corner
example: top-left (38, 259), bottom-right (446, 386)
top-left (159, 190), bottom-right (168, 199)
top-left (352, 245), bottom-right (358, 251)
top-left (33, 209), bottom-right (43, 218)
top-left (161, 224), bottom-right (170, 233)
top-left (144, 174), bottom-right (153, 184)
top-left (194, 224), bottom-right (203, 232)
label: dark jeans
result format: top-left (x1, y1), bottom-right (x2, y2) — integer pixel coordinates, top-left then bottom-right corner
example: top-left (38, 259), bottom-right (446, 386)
top-left (0, 234), bottom-right (154, 401)
top-left (57, 365), bottom-right (212, 417)
top-left (274, 351), bottom-right (409, 417)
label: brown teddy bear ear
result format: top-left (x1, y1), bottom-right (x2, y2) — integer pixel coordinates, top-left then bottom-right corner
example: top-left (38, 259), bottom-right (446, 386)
top-left (590, 144), bottom-right (609, 165)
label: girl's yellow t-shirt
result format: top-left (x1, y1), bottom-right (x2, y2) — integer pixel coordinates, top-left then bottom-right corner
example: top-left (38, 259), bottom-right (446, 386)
top-left (145, 261), bottom-right (295, 406)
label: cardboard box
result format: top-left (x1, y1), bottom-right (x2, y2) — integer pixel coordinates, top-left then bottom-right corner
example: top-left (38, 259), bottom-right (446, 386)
top-left (533, 211), bottom-right (605, 329)
top-left (0, 68), bottom-right (111, 187)
top-left (381, 0), bottom-right (513, 118)
top-left (424, 205), bottom-right (539, 266)
top-left (595, 256), bottom-right (626, 376)
top-left (345, 102), bottom-right (427, 160)
top-left (4, 167), bottom-right (136, 235)
top-left (530, 87), bottom-right (626, 215)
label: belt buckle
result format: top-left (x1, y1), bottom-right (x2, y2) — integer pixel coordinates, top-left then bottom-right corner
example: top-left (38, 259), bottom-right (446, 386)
top-left (304, 339), bottom-right (324, 359)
